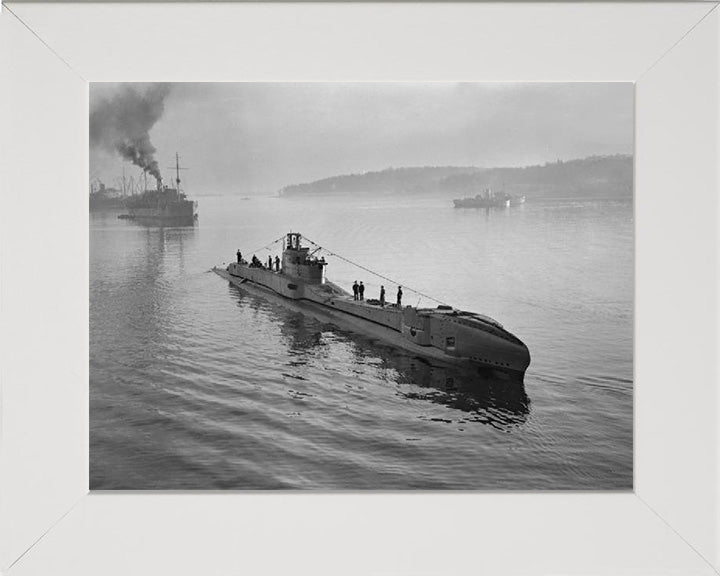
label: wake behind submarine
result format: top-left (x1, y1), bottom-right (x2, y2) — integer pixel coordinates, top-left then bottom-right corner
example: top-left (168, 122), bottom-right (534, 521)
top-left (213, 232), bottom-right (531, 378)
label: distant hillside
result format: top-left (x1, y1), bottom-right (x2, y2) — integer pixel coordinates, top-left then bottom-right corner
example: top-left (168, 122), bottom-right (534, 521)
top-left (436, 155), bottom-right (633, 198)
top-left (279, 166), bottom-right (481, 197)
top-left (279, 155), bottom-right (633, 199)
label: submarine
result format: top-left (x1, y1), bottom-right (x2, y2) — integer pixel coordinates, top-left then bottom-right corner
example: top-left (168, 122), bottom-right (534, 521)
top-left (213, 232), bottom-right (531, 377)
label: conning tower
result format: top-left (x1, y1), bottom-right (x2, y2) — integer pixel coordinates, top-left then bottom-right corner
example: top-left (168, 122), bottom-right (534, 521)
top-left (282, 233), bottom-right (326, 284)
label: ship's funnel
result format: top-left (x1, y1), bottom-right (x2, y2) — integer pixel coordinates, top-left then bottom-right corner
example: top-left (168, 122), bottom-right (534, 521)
top-left (156, 176), bottom-right (163, 191)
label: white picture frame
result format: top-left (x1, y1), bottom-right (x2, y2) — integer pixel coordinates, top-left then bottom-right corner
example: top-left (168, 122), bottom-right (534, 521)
top-left (1, 2), bottom-right (718, 574)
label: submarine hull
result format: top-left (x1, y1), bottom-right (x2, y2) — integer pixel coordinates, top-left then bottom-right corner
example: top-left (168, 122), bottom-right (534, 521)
top-left (214, 264), bottom-right (530, 378)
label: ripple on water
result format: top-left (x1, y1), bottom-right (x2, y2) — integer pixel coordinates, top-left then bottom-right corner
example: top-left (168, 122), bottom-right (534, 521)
top-left (91, 196), bottom-right (633, 490)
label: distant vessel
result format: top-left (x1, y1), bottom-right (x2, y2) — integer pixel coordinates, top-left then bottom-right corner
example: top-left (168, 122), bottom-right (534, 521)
top-left (89, 179), bottom-right (127, 210)
top-left (124, 153), bottom-right (198, 222)
top-left (214, 232), bottom-right (531, 377)
top-left (453, 188), bottom-right (526, 209)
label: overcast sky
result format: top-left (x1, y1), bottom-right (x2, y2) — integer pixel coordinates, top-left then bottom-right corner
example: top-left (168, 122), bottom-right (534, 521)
top-left (90, 82), bottom-right (633, 196)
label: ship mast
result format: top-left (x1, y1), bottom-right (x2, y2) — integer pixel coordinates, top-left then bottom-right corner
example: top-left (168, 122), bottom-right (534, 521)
top-left (167, 153), bottom-right (188, 196)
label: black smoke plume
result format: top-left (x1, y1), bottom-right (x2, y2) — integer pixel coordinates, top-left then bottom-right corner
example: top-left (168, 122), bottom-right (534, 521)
top-left (90, 84), bottom-right (171, 180)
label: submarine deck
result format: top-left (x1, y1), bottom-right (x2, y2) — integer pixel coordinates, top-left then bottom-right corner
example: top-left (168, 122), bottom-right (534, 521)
top-left (212, 266), bottom-right (475, 367)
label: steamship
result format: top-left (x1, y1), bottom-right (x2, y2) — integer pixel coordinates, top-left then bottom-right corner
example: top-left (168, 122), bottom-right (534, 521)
top-left (89, 180), bottom-right (127, 210)
top-left (125, 154), bottom-right (198, 222)
top-left (214, 233), bottom-right (531, 378)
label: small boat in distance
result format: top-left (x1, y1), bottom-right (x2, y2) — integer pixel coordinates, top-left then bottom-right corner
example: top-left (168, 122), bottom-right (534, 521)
top-left (453, 188), bottom-right (526, 209)
top-left (213, 232), bottom-right (531, 378)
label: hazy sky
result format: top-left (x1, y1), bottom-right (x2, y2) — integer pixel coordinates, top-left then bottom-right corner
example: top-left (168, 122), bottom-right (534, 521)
top-left (90, 82), bottom-right (633, 196)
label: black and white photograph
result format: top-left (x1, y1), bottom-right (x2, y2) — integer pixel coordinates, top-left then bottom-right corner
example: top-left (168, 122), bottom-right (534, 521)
top-left (89, 82), bottom-right (633, 490)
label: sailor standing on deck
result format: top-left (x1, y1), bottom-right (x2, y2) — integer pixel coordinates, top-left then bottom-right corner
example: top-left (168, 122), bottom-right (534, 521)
top-left (237, 250), bottom-right (242, 263)
top-left (397, 286), bottom-right (403, 306)
top-left (268, 255), bottom-right (273, 270)
top-left (380, 286), bottom-right (385, 307)
top-left (359, 281), bottom-right (365, 301)
top-left (275, 256), bottom-right (280, 272)
top-left (353, 281), bottom-right (359, 300)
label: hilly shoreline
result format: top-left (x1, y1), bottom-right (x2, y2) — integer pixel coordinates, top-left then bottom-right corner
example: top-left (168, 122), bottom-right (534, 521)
top-left (279, 155), bottom-right (633, 199)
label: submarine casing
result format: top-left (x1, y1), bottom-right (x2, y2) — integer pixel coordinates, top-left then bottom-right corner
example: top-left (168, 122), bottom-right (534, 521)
top-left (215, 245), bottom-right (530, 377)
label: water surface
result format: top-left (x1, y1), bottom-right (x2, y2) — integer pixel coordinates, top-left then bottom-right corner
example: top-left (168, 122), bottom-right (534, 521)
top-left (90, 195), bottom-right (633, 490)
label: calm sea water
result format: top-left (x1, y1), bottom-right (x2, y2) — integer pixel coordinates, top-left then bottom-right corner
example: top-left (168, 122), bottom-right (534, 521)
top-left (90, 194), bottom-right (633, 490)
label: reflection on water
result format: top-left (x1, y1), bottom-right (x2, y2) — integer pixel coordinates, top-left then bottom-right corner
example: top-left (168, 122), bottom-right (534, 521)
top-left (128, 215), bottom-right (198, 228)
top-left (229, 283), bottom-right (530, 431)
